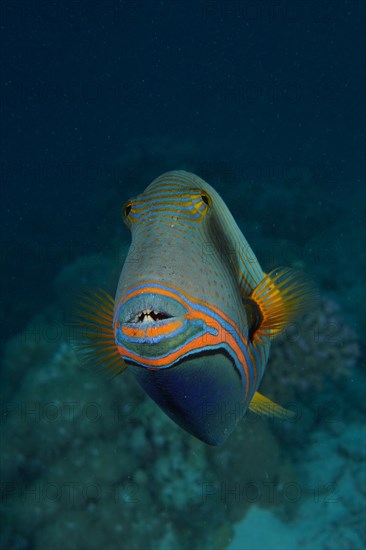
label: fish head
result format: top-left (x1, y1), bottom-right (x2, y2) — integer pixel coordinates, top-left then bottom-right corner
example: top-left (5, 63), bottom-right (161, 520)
top-left (117, 171), bottom-right (248, 331)
top-left (112, 171), bottom-right (254, 444)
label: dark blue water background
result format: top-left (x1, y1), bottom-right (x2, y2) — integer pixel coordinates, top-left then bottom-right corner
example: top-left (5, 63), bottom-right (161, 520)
top-left (1, 2), bottom-right (365, 550)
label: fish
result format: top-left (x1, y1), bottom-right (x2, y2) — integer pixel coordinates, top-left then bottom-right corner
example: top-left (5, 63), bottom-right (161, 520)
top-left (77, 170), bottom-right (316, 445)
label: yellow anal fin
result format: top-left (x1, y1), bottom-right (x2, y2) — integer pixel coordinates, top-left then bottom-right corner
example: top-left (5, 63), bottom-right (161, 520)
top-left (249, 392), bottom-right (294, 419)
top-left (73, 288), bottom-right (126, 377)
top-left (247, 266), bottom-right (318, 340)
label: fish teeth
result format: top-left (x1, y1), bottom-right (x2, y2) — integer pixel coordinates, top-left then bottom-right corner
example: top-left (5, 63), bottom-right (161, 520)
top-left (128, 307), bottom-right (172, 324)
top-left (130, 308), bottom-right (159, 323)
top-left (141, 314), bottom-right (153, 324)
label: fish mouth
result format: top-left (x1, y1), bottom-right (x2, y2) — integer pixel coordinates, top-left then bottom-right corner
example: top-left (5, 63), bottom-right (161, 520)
top-left (118, 289), bottom-right (187, 328)
top-left (115, 288), bottom-right (192, 364)
top-left (128, 308), bottom-right (173, 324)
top-left (114, 283), bottom-right (219, 369)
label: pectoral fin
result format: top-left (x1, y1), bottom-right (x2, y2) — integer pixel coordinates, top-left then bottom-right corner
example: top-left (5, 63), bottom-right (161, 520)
top-left (244, 266), bottom-right (318, 341)
top-left (74, 289), bottom-right (127, 377)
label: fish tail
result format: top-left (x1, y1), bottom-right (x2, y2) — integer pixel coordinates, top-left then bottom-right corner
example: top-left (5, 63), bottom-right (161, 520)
top-left (245, 267), bottom-right (318, 341)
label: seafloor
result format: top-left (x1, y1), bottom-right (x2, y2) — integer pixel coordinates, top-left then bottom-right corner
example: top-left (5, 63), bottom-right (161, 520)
top-left (1, 141), bottom-right (365, 549)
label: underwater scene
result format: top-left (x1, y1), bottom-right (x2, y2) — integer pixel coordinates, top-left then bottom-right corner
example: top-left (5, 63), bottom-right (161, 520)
top-left (1, 2), bottom-right (365, 549)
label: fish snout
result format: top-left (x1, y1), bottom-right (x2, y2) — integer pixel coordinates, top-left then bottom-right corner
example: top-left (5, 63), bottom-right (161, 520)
top-left (114, 287), bottom-right (194, 367)
top-left (117, 290), bottom-right (186, 326)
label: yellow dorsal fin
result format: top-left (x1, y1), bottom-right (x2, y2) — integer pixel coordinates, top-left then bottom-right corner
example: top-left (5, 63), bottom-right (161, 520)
top-left (249, 392), bottom-right (294, 419)
top-left (73, 288), bottom-right (127, 377)
top-left (246, 266), bottom-right (317, 340)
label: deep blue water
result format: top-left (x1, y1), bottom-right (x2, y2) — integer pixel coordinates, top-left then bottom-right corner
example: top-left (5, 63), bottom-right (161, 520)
top-left (1, 2), bottom-right (365, 549)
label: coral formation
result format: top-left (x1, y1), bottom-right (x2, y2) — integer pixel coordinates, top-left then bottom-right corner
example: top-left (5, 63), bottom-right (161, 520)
top-left (0, 248), bottom-right (363, 550)
top-left (260, 295), bottom-right (360, 405)
top-left (0, 292), bottom-right (298, 549)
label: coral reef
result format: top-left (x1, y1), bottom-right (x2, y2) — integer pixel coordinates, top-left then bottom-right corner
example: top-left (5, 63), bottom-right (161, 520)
top-left (1, 247), bottom-right (363, 549)
top-left (260, 295), bottom-right (360, 405)
top-left (0, 290), bottom-right (298, 550)
top-left (228, 414), bottom-right (366, 550)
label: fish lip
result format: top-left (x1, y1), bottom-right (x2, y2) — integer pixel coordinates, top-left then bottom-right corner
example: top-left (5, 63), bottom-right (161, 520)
top-left (117, 291), bottom-right (187, 326)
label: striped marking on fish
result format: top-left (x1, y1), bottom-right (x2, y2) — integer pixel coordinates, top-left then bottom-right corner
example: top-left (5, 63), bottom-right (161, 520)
top-left (114, 281), bottom-right (258, 402)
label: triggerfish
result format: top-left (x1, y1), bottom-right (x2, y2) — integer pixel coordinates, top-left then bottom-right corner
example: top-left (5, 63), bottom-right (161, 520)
top-left (77, 171), bottom-right (316, 445)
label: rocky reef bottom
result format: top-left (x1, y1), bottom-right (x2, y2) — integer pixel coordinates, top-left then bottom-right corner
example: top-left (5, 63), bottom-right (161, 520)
top-left (0, 251), bottom-right (365, 550)
top-left (229, 418), bottom-right (366, 550)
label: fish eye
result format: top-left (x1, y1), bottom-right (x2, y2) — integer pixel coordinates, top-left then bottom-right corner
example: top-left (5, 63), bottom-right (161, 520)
top-left (124, 201), bottom-right (132, 218)
top-left (200, 191), bottom-right (210, 206)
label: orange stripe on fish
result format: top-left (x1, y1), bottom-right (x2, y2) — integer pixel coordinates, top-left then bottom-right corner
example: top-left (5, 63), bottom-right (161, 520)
top-left (121, 319), bottom-right (184, 339)
top-left (114, 282), bottom-right (252, 401)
